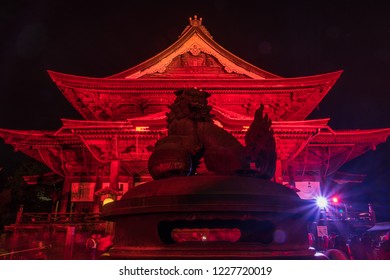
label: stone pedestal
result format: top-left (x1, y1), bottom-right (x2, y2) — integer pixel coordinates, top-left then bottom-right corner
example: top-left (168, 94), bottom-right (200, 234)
top-left (102, 175), bottom-right (315, 259)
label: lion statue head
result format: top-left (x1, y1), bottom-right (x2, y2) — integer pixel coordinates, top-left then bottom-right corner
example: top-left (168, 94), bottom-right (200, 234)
top-left (166, 88), bottom-right (213, 124)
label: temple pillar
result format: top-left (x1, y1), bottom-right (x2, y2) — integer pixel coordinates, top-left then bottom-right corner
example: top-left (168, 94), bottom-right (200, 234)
top-left (59, 176), bottom-right (72, 214)
top-left (58, 148), bottom-right (78, 217)
top-left (287, 164), bottom-right (296, 188)
top-left (109, 159), bottom-right (120, 194)
top-left (103, 161), bottom-right (120, 237)
top-left (320, 160), bottom-right (327, 191)
top-left (274, 158), bottom-right (283, 183)
top-left (320, 146), bottom-right (330, 189)
top-left (127, 175), bottom-right (135, 190)
top-left (92, 165), bottom-right (104, 214)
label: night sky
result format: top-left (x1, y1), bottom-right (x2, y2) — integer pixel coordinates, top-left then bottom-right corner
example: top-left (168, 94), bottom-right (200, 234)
top-left (0, 0), bottom-right (390, 221)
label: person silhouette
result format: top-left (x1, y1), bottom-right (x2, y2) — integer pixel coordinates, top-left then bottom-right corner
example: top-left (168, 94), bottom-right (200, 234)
top-left (85, 233), bottom-right (97, 260)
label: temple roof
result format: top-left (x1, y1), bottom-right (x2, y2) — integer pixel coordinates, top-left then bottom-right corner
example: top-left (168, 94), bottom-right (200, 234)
top-left (108, 15), bottom-right (280, 80)
top-left (48, 70), bottom-right (342, 122)
top-left (2, 124), bottom-right (389, 179)
top-left (47, 16), bottom-right (342, 122)
top-left (289, 128), bottom-right (390, 179)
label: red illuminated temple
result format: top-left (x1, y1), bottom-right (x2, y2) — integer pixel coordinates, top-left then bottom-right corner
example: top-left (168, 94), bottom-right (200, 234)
top-left (1, 16), bottom-right (389, 223)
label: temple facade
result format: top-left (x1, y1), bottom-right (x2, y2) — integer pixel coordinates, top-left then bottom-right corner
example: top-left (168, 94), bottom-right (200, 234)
top-left (1, 16), bottom-right (390, 218)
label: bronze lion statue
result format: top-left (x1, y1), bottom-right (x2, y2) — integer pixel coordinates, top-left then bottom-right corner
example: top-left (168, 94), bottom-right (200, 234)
top-left (148, 88), bottom-right (276, 180)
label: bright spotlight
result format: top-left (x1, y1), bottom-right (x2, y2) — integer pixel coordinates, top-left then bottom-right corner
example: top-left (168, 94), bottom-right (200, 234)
top-left (331, 196), bottom-right (339, 204)
top-left (316, 196), bottom-right (328, 208)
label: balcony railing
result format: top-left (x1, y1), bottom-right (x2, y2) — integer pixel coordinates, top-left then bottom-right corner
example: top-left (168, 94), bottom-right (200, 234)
top-left (15, 212), bottom-right (103, 225)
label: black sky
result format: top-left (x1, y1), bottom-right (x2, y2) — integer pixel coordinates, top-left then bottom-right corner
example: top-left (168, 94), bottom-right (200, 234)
top-left (0, 0), bottom-right (390, 220)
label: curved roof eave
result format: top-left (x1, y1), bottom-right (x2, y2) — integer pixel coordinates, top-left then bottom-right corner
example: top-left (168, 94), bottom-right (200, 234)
top-left (47, 69), bottom-right (343, 89)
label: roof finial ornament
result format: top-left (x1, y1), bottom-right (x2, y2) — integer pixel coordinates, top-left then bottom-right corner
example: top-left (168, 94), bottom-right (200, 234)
top-left (180, 15), bottom-right (212, 38)
top-left (189, 15), bottom-right (202, 26)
